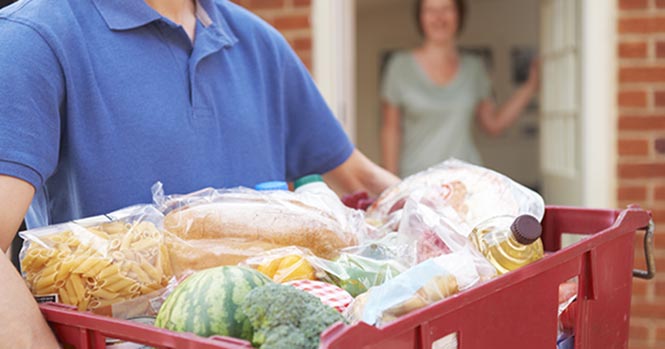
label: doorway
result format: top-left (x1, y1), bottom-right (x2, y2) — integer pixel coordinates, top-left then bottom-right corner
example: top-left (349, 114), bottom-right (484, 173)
top-left (313, 0), bottom-right (617, 208)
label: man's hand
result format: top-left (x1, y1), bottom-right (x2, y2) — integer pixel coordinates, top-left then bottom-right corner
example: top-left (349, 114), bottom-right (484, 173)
top-left (0, 175), bottom-right (60, 348)
top-left (324, 149), bottom-right (400, 197)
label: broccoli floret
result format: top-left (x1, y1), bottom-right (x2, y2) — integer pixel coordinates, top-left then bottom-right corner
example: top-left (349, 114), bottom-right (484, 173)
top-left (241, 284), bottom-right (345, 349)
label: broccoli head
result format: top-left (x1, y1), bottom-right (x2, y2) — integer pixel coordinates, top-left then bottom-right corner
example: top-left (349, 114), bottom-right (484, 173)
top-left (241, 283), bottom-right (346, 349)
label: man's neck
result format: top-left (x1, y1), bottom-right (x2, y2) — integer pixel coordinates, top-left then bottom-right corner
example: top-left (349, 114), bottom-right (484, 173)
top-left (145, 0), bottom-right (197, 41)
top-left (145, 0), bottom-right (195, 26)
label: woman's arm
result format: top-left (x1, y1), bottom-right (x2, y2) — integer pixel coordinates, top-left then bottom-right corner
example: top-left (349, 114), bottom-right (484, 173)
top-left (0, 175), bottom-right (60, 349)
top-left (324, 149), bottom-right (400, 197)
top-left (478, 60), bottom-right (540, 136)
top-left (381, 102), bottom-right (402, 175)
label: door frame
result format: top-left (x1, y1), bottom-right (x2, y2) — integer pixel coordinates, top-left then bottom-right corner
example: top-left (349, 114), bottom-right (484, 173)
top-left (579, 0), bottom-right (617, 208)
top-left (313, 0), bottom-right (617, 208)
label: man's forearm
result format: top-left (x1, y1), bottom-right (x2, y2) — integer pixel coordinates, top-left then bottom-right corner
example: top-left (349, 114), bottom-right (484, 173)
top-left (1, 254), bottom-right (60, 348)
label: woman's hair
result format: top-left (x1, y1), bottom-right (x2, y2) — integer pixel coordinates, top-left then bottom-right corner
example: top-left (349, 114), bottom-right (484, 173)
top-left (414, 0), bottom-right (467, 36)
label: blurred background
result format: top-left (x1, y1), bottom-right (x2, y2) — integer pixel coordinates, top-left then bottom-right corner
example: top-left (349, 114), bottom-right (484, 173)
top-left (1, 0), bottom-right (663, 347)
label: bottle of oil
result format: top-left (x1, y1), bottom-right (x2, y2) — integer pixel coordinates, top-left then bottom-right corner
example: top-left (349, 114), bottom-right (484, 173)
top-left (469, 214), bottom-right (544, 275)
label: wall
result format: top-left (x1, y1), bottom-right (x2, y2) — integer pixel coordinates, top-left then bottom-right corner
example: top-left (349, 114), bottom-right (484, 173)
top-left (355, 0), bottom-right (541, 189)
top-left (616, 0), bottom-right (665, 348)
top-left (232, 0), bottom-right (313, 69)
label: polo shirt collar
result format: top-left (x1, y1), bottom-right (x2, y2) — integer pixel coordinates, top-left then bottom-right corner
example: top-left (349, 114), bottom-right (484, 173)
top-left (92, 0), bottom-right (239, 47)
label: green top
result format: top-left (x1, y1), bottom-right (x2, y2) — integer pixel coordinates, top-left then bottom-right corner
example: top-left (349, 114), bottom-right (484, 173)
top-left (382, 51), bottom-right (491, 177)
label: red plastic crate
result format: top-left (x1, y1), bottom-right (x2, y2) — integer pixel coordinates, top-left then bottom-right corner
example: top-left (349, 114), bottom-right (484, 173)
top-left (41, 206), bottom-right (655, 349)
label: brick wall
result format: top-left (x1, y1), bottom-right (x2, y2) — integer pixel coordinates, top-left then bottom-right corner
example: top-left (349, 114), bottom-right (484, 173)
top-left (232, 0), bottom-right (313, 70)
top-left (618, 0), bottom-right (665, 348)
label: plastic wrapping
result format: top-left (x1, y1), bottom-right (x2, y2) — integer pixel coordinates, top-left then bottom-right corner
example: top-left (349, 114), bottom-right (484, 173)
top-left (153, 183), bottom-right (363, 260)
top-left (243, 246), bottom-right (318, 283)
top-left (19, 205), bottom-right (173, 312)
top-left (311, 253), bottom-right (406, 297)
top-left (366, 159), bottom-right (545, 235)
top-left (345, 250), bottom-right (480, 326)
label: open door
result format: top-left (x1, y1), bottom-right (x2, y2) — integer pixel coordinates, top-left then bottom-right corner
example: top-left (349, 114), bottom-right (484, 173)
top-left (540, 0), bottom-right (582, 206)
top-left (540, 0), bottom-right (616, 208)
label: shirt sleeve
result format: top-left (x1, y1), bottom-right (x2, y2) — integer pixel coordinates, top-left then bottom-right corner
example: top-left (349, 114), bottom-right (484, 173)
top-left (0, 19), bottom-right (64, 190)
top-left (381, 52), bottom-right (403, 106)
top-left (279, 37), bottom-right (354, 181)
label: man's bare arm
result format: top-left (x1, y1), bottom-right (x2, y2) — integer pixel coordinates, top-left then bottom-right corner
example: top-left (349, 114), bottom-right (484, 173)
top-left (0, 175), bottom-right (60, 348)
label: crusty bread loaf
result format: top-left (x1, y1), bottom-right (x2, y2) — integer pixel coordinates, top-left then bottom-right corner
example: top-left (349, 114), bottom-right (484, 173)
top-left (163, 200), bottom-right (357, 260)
top-left (165, 236), bottom-right (283, 276)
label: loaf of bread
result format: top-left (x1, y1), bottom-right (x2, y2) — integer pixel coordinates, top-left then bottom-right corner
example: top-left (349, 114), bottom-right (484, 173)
top-left (163, 196), bottom-right (358, 260)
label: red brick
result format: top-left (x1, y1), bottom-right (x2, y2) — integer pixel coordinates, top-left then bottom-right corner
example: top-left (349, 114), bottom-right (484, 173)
top-left (619, 116), bottom-right (665, 130)
top-left (293, 0), bottom-right (311, 7)
top-left (620, 90), bottom-right (648, 108)
top-left (619, 186), bottom-right (649, 200)
top-left (273, 15), bottom-right (310, 31)
top-left (618, 163), bottom-right (665, 179)
top-left (657, 324), bottom-right (665, 340)
top-left (620, 41), bottom-right (648, 58)
top-left (619, 139), bottom-right (650, 156)
top-left (633, 279), bottom-right (650, 297)
top-left (234, 0), bottom-right (285, 10)
top-left (656, 185), bottom-right (665, 201)
top-left (619, 17), bottom-right (665, 34)
top-left (656, 280), bottom-right (665, 298)
top-left (658, 0), bottom-right (665, 8)
top-left (620, 0), bottom-right (648, 10)
top-left (655, 91), bottom-right (665, 107)
top-left (657, 41), bottom-right (665, 58)
top-left (292, 37), bottom-right (311, 51)
top-left (630, 323), bottom-right (650, 342)
top-left (620, 67), bottom-right (665, 83)
top-left (631, 299), bottom-right (665, 318)
top-left (653, 209), bottom-right (665, 223)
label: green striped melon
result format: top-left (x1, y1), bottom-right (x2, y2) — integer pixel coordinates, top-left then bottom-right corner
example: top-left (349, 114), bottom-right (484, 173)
top-left (155, 266), bottom-right (272, 341)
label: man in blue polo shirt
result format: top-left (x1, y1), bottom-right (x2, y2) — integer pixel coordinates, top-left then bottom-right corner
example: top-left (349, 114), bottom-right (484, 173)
top-left (0, 0), bottom-right (399, 347)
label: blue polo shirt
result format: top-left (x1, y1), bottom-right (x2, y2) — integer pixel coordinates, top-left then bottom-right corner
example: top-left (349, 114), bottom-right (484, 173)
top-left (0, 0), bottom-right (354, 228)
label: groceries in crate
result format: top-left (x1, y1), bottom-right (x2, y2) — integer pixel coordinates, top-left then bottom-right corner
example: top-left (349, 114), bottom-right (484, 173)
top-left (244, 246), bottom-right (318, 283)
top-left (157, 184), bottom-right (365, 260)
top-left (283, 279), bottom-right (354, 313)
top-left (557, 280), bottom-right (578, 349)
top-left (469, 214), bottom-right (544, 275)
top-left (310, 253), bottom-right (405, 297)
top-left (19, 205), bottom-right (173, 312)
top-left (345, 250), bottom-right (480, 325)
top-left (19, 160), bottom-right (555, 348)
top-left (366, 159), bottom-right (545, 235)
top-left (240, 283), bottom-right (346, 349)
top-left (155, 266), bottom-right (273, 340)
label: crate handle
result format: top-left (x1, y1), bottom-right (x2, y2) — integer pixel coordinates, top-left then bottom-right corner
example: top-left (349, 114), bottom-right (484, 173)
top-left (633, 219), bottom-right (655, 280)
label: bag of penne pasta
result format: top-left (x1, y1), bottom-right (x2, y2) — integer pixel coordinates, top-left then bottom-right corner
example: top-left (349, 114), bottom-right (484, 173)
top-left (19, 205), bottom-right (174, 312)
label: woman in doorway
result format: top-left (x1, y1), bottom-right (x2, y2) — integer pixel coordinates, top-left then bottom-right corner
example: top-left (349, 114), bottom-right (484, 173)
top-left (381, 0), bottom-right (540, 177)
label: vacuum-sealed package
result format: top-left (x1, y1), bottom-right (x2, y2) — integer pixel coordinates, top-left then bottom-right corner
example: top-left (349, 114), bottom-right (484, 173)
top-left (19, 205), bottom-right (173, 312)
top-left (366, 159), bottom-right (545, 235)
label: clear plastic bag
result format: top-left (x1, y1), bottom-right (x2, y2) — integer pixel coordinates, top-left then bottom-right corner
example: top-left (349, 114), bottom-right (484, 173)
top-left (344, 250), bottom-right (481, 326)
top-left (310, 253), bottom-right (406, 297)
top-left (242, 246), bottom-right (319, 283)
top-left (153, 183), bottom-right (362, 260)
top-left (19, 205), bottom-right (173, 312)
top-left (366, 159), bottom-right (545, 234)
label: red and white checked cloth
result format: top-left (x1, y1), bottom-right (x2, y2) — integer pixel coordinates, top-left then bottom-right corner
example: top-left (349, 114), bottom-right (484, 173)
top-left (283, 280), bottom-right (354, 313)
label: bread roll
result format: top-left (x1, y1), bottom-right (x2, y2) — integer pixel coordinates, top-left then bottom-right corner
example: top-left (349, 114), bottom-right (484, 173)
top-left (163, 199), bottom-right (357, 260)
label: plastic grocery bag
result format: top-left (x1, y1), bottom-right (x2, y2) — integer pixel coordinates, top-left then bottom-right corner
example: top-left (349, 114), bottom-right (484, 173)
top-left (345, 250), bottom-right (480, 326)
top-left (19, 205), bottom-right (173, 312)
top-left (152, 183), bottom-right (363, 259)
top-left (366, 159), bottom-right (545, 234)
